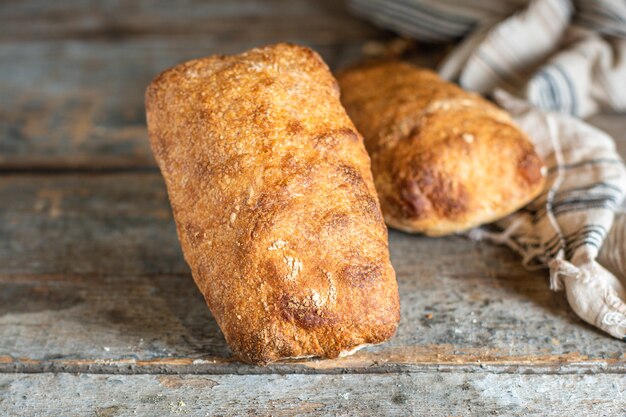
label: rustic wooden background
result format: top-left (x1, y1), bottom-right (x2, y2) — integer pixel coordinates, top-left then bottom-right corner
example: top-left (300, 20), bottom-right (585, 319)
top-left (0, 0), bottom-right (625, 415)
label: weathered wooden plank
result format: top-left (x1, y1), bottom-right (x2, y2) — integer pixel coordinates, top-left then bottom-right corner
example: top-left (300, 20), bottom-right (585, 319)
top-left (0, 0), bottom-right (398, 169)
top-left (0, 39), bottom-right (377, 169)
top-left (1, 373), bottom-right (624, 416)
top-left (0, 38), bottom-right (622, 171)
top-left (1, 174), bottom-right (624, 374)
top-left (0, 2), bottom-right (439, 170)
top-left (0, 0), bottom-right (381, 41)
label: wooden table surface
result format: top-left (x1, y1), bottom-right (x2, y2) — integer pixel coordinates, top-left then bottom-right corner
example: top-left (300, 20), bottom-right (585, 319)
top-left (1, 1), bottom-right (625, 416)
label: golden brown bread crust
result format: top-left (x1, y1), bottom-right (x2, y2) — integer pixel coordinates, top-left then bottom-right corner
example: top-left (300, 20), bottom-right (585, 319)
top-left (337, 61), bottom-right (546, 236)
top-left (145, 44), bottom-right (400, 365)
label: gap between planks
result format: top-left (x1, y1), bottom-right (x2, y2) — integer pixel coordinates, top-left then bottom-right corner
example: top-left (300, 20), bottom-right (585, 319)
top-left (2, 354), bottom-right (625, 376)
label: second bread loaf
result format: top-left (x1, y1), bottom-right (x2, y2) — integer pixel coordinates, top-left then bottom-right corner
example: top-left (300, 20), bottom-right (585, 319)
top-left (337, 61), bottom-right (546, 236)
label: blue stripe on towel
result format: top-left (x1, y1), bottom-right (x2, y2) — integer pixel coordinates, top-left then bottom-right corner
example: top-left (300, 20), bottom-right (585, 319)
top-left (552, 63), bottom-right (578, 115)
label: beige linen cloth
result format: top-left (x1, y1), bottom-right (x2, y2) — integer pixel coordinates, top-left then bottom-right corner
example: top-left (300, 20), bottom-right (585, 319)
top-left (351, 0), bottom-right (626, 118)
top-left (475, 91), bottom-right (626, 340)
top-left (350, 0), bottom-right (626, 339)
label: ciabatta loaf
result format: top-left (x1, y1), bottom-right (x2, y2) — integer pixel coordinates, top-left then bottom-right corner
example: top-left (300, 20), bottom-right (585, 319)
top-left (145, 44), bottom-right (400, 364)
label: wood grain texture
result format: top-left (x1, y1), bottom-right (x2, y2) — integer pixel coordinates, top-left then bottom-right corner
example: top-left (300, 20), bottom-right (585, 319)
top-left (1, 174), bottom-right (624, 374)
top-left (0, 39), bottom-right (375, 170)
top-left (0, 0), bottom-right (382, 42)
top-left (0, 42), bottom-right (621, 171)
top-left (0, 0), bottom-right (397, 170)
top-left (1, 373), bottom-right (625, 416)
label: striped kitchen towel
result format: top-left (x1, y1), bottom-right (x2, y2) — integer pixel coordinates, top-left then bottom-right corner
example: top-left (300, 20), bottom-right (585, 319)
top-left (350, 0), bottom-right (626, 118)
top-left (469, 91), bottom-right (626, 340)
